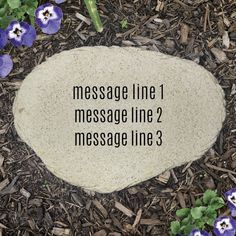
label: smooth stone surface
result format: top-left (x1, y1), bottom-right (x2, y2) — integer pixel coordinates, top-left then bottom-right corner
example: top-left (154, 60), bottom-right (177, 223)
top-left (13, 46), bottom-right (225, 193)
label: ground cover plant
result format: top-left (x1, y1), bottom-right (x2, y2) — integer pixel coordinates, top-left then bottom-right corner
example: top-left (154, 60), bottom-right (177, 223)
top-left (171, 189), bottom-right (236, 235)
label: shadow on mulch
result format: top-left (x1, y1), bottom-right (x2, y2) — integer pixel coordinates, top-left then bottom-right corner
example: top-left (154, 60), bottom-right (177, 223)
top-left (0, 0), bottom-right (236, 235)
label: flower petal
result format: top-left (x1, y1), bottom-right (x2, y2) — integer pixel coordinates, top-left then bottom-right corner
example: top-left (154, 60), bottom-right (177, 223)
top-left (21, 24), bottom-right (36, 47)
top-left (189, 229), bottom-right (209, 236)
top-left (53, 5), bottom-right (63, 20)
top-left (35, 3), bottom-right (52, 17)
top-left (0, 29), bottom-right (8, 49)
top-left (231, 209), bottom-right (236, 217)
top-left (0, 55), bottom-right (13, 78)
top-left (40, 19), bottom-right (61, 34)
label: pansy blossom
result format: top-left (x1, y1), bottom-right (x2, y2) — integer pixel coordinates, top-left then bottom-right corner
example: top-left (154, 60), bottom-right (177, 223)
top-left (6, 21), bottom-right (36, 47)
top-left (225, 188), bottom-right (236, 217)
top-left (214, 216), bottom-right (236, 236)
top-left (0, 55), bottom-right (13, 78)
top-left (35, 3), bottom-right (63, 34)
top-left (189, 229), bottom-right (209, 236)
top-left (0, 29), bottom-right (7, 49)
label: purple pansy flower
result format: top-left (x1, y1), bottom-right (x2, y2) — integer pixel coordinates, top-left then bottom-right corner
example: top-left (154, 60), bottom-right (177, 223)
top-left (6, 21), bottom-right (36, 47)
top-left (225, 188), bottom-right (236, 217)
top-left (214, 216), bottom-right (236, 236)
top-left (0, 29), bottom-right (7, 49)
top-left (189, 229), bottom-right (209, 236)
top-left (0, 55), bottom-right (13, 78)
top-left (35, 3), bottom-right (63, 34)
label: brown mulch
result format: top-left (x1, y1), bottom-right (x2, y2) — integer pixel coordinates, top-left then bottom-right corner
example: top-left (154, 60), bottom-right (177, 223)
top-left (0, 0), bottom-right (236, 235)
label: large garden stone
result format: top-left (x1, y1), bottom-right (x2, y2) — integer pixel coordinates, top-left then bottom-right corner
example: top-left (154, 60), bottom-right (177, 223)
top-left (13, 46), bottom-right (225, 193)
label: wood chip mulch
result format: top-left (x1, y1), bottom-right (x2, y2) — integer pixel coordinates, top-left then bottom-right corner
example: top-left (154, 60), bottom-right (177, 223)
top-left (0, 0), bottom-right (236, 235)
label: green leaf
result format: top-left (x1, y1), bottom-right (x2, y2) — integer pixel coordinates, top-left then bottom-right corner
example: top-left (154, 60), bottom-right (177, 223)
top-left (191, 206), bottom-right (206, 219)
top-left (209, 197), bottom-right (225, 210)
top-left (23, 0), bottom-right (38, 8)
top-left (181, 215), bottom-right (192, 225)
top-left (182, 224), bottom-right (194, 236)
top-left (0, 3), bottom-right (8, 17)
top-left (195, 219), bottom-right (206, 229)
top-left (120, 19), bottom-right (128, 29)
top-left (203, 190), bottom-right (217, 204)
top-left (176, 208), bottom-right (191, 218)
top-left (7, 0), bottom-right (21, 9)
top-left (171, 221), bottom-right (181, 235)
top-left (0, 0), bottom-right (7, 7)
top-left (26, 6), bottom-right (36, 16)
top-left (12, 7), bottom-right (27, 20)
top-left (204, 207), bottom-right (217, 226)
top-left (195, 198), bottom-right (203, 207)
top-left (206, 216), bottom-right (216, 226)
top-left (0, 15), bottom-right (15, 28)
top-left (205, 207), bottom-right (217, 218)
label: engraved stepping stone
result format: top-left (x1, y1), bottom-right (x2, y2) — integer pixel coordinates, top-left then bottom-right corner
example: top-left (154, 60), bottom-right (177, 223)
top-left (13, 47), bottom-right (225, 193)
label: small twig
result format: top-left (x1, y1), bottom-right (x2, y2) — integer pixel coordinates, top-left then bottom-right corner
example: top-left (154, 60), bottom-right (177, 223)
top-left (205, 163), bottom-right (236, 175)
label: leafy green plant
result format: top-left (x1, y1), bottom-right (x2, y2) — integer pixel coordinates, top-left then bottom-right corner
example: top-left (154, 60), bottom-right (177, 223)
top-left (120, 19), bottom-right (128, 29)
top-left (0, 0), bottom-right (38, 28)
top-left (170, 190), bottom-right (225, 236)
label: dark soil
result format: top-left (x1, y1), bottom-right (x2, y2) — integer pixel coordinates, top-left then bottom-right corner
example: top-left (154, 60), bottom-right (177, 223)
top-left (0, 0), bottom-right (236, 235)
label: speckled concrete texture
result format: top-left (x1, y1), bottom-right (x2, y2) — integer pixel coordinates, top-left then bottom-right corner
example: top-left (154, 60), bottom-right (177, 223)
top-left (13, 47), bottom-right (225, 193)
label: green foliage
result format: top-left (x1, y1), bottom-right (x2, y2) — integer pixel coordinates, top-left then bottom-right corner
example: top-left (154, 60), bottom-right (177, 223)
top-left (170, 190), bottom-right (225, 236)
top-left (120, 19), bottom-right (128, 29)
top-left (171, 221), bottom-right (181, 235)
top-left (0, 0), bottom-right (38, 28)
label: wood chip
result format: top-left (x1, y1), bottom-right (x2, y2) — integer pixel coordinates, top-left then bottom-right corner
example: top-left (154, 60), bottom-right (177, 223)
top-left (93, 229), bottom-right (107, 236)
top-left (211, 47), bottom-right (228, 63)
top-left (27, 219), bottom-right (36, 230)
top-left (177, 191), bottom-right (186, 208)
top-left (114, 201), bottom-right (135, 217)
top-left (0, 179), bottom-right (9, 192)
top-left (206, 163), bottom-right (236, 175)
top-left (170, 169), bottom-right (178, 183)
top-left (71, 193), bottom-right (83, 207)
top-left (20, 188), bottom-right (31, 199)
top-left (127, 187), bottom-right (139, 195)
top-left (156, 171), bottom-right (170, 184)
top-left (75, 12), bottom-right (91, 25)
top-left (140, 219), bottom-right (164, 225)
top-left (92, 199), bottom-right (108, 218)
top-left (0, 223), bottom-right (7, 229)
top-left (223, 16), bottom-right (231, 27)
top-left (132, 209), bottom-right (142, 228)
top-left (182, 161), bottom-right (193, 173)
top-left (222, 31), bottom-right (230, 48)
top-left (108, 233), bottom-right (122, 236)
top-left (217, 18), bottom-right (225, 35)
top-left (228, 173), bottom-right (236, 185)
top-left (0, 154), bottom-right (4, 167)
top-left (51, 227), bottom-right (70, 236)
top-left (155, 0), bottom-right (164, 12)
top-left (122, 40), bottom-right (136, 46)
top-left (180, 23), bottom-right (190, 45)
top-left (110, 213), bottom-right (123, 230)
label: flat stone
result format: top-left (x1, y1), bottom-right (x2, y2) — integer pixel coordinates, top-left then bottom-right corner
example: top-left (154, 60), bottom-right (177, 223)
top-left (13, 46), bottom-right (225, 193)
